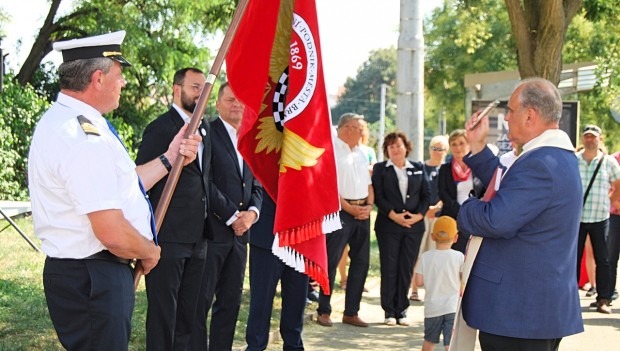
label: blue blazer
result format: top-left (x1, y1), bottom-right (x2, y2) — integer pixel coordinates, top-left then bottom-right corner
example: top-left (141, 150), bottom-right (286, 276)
top-left (458, 146), bottom-right (584, 339)
top-left (372, 160), bottom-right (430, 234)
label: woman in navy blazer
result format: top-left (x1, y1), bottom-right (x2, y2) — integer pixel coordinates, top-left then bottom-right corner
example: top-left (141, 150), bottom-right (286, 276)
top-left (372, 132), bottom-right (430, 326)
top-left (438, 129), bottom-right (486, 253)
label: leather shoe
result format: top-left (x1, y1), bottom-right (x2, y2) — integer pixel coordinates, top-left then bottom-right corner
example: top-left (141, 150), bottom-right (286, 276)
top-left (317, 313), bottom-right (333, 327)
top-left (342, 315), bottom-right (369, 327)
top-left (596, 299), bottom-right (612, 314)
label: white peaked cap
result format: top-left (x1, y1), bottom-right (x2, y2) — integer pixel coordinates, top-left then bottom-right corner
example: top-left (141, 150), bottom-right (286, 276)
top-left (52, 30), bottom-right (131, 66)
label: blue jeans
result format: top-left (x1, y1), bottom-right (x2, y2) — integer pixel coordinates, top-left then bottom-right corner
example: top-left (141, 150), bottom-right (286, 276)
top-left (424, 313), bottom-right (455, 345)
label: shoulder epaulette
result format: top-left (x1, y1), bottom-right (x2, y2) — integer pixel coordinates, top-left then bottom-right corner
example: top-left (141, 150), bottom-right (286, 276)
top-left (77, 115), bottom-right (101, 136)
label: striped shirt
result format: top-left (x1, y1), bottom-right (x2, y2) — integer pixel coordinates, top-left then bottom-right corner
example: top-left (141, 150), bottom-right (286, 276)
top-left (578, 150), bottom-right (620, 223)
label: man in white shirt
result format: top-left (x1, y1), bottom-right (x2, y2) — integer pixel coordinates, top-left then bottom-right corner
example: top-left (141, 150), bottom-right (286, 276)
top-left (28, 32), bottom-right (200, 350)
top-left (317, 113), bottom-right (374, 328)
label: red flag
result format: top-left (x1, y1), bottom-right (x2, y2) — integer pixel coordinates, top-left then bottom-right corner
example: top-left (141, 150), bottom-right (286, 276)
top-left (226, 0), bottom-right (340, 294)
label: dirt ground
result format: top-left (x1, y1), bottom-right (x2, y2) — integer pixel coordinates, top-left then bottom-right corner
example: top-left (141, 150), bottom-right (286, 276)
top-left (261, 277), bottom-right (620, 351)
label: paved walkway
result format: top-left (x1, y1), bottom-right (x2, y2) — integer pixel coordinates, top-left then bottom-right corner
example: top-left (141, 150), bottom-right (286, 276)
top-left (264, 277), bottom-right (620, 351)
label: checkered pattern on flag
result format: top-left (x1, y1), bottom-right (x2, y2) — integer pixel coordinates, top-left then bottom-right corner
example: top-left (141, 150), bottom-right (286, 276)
top-left (226, 0), bottom-right (340, 294)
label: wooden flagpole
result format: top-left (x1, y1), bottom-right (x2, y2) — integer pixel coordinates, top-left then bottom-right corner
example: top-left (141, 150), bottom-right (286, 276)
top-left (134, 0), bottom-right (250, 291)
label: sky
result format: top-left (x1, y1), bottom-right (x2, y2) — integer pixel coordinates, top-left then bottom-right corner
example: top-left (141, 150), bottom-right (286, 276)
top-left (1, 0), bottom-right (441, 97)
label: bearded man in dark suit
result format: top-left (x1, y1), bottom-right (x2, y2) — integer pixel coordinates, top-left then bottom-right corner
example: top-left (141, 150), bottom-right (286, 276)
top-left (136, 67), bottom-right (212, 351)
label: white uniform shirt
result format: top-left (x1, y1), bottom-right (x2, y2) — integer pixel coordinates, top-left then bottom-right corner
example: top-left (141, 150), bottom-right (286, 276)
top-left (333, 137), bottom-right (371, 199)
top-left (28, 92), bottom-right (153, 258)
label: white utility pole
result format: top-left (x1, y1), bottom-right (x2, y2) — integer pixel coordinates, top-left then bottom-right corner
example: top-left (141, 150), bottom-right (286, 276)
top-left (378, 83), bottom-right (387, 162)
top-left (397, 0), bottom-right (424, 161)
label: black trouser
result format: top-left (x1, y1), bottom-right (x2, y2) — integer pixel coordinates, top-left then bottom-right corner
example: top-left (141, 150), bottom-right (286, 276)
top-left (317, 211), bottom-right (370, 317)
top-left (43, 257), bottom-right (134, 351)
top-left (479, 331), bottom-right (561, 351)
top-left (146, 240), bottom-right (208, 351)
top-left (577, 220), bottom-right (613, 300)
top-left (376, 230), bottom-right (422, 318)
top-left (245, 244), bottom-right (308, 351)
top-left (191, 239), bottom-right (247, 351)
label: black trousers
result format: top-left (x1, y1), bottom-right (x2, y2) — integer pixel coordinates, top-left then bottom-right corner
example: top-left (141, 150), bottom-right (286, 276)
top-left (577, 220), bottom-right (613, 300)
top-left (317, 210), bottom-right (370, 317)
top-left (245, 244), bottom-right (308, 351)
top-left (376, 230), bottom-right (423, 318)
top-left (145, 240), bottom-right (208, 351)
top-left (479, 331), bottom-right (562, 351)
top-left (191, 238), bottom-right (247, 351)
top-left (608, 214), bottom-right (620, 293)
top-left (43, 257), bottom-right (134, 351)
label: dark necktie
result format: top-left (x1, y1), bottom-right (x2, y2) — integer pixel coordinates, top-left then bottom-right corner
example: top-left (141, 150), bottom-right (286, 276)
top-left (105, 119), bottom-right (158, 244)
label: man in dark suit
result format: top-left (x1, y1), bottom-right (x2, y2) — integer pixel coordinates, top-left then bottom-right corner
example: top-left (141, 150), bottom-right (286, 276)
top-left (245, 194), bottom-right (308, 351)
top-left (191, 82), bottom-right (263, 351)
top-left (458, 78), bottom-right (583, 350)
top-left (136, 67), bottom-right (211, 351)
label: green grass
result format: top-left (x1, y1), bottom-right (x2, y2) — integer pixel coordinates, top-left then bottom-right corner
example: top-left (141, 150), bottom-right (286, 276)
top-left (0, 212), bottom-right (380, 350)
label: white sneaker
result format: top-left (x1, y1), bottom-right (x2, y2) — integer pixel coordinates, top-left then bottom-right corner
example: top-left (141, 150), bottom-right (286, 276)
top-left (397, 318), bottom-right (410, 326)
top-left (384, 317), bottom-right (397, 326)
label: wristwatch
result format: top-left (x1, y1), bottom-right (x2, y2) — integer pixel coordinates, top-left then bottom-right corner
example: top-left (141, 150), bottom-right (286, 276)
top-left (159, 154), bottom-right (172, 172)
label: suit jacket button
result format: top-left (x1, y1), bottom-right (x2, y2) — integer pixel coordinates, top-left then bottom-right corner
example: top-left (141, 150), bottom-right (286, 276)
top-left (239, 202), bottom-right (243, 206)
top-left (242, 183), bottom-right (246, 187)
top-left (406, 194), bottom-right (410, 198)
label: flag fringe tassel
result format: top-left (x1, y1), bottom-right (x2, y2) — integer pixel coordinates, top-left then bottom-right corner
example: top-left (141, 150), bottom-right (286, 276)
top-left (277, 211), bottom-right (340, 246)
top-left (272, 233), bottom-right (331, 295)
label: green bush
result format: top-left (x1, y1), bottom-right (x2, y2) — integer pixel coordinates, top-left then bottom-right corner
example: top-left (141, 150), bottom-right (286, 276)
top-left (0, 74), bottom-right (50, 200)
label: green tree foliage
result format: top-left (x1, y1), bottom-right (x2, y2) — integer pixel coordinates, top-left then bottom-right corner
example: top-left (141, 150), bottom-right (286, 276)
top-left (424, 0), bottom-right (620, 150)
top-left (562, 12), bottom-right (620, 151)
top-left (330, 48), bottom-right (397, 125)
top-left (0, 74), bottom-right (50, 200)
top-left (0, 0), bottom-right (236, 199)
top-left (424, 1), bottom-right (516, 132)
top-left (8, 0), bottom-right (234, 146)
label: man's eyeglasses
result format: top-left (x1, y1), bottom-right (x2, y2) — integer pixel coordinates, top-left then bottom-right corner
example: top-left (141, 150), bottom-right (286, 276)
top-left (430, 146), bottom-right (446, 152)
top-left (177, 83), bottom-right (204, 92)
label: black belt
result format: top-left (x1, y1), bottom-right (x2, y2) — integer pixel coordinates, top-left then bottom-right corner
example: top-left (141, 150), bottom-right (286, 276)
top-left (49, 250), bottom-right (131, 265)
top-left (345, 198), bottom-right (367, 206)
top-left (84, 250), bottom-right (131, 265)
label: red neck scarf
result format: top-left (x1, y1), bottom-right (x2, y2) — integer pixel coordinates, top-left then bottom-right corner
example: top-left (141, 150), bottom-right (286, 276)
top-left (452, 158), bottom-right (471, 182)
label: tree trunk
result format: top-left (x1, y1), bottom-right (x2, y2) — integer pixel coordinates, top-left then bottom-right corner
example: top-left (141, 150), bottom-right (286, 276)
top-left (504, 0), bottom-right (583, 85)
top-left (15, 0), bottom-right (62, 86)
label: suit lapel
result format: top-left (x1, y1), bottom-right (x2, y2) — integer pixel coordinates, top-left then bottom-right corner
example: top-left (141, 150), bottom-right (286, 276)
top-left (167, 108), bottom-right (186, 131)
top-left (213, 118), bottom-right (242, 176)
top-left (386, 163), bottom-right (405, 205)
top-left (197, 119), bottom-right (209, 174)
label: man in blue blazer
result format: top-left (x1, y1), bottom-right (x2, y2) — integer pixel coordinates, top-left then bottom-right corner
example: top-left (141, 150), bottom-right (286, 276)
top-left (457, 78), bottom-right (583, 350)
top-left (245, 193), bottom-right (308, 351)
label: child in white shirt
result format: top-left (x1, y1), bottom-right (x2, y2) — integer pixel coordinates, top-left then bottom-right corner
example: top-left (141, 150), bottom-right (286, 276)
top-left (414, 216), bottom-right (464, 351)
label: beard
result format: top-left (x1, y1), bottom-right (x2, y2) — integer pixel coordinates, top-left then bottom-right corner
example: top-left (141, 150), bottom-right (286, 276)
top-left (180, 91), bottom-right (197, 113)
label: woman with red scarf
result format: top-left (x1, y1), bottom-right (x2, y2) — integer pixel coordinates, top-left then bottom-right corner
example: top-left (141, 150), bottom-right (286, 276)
top-left (437, 129), bottom-right (486, 253)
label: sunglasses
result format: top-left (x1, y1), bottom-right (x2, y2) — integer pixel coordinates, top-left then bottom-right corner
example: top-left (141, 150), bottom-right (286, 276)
top-left (430, 146), bottom-right (446, 152)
